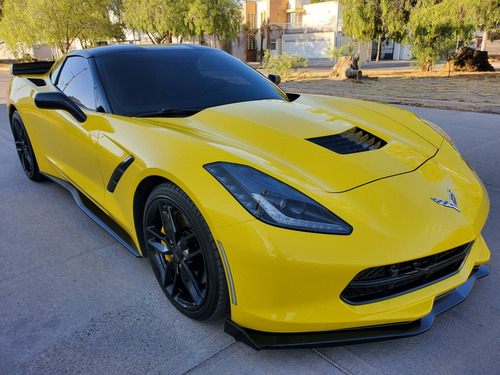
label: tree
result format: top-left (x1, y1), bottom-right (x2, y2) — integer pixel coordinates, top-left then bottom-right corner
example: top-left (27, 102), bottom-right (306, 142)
top-left (257, 21), bottom-right (282, 63)
top-left (187, 0), bottom-right (241, 46)
top-left (407, 0), bottom-right (476, 70)
top-left (0, 0), bottom-right (122, 56)
top-left (467, 0), bottom-right (500, 51)
top-left (378, 0), bottom-right (417, 60)
top-left (341, 0), bottom-right (383, 62)
top-left (122, 0), bottom-right (191, 44)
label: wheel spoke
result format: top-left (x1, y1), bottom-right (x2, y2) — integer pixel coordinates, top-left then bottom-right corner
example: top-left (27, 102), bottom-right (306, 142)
top-left (178, 233), bottom-right (196, 250)
top-left (15, 140), bottom-right (24, 152)
top-left (180, 261), bottom-right (204, 305)
top-left (165, 259), bottom-right (179, 296)
top-left (13, 121), bottom-right (24, 140)
top-left (159, 203), bottom-right (178, 245)
top-left (151, 252), bottom-right (167, 287)
top-left (23, 148), bottom-right (33, 171)
top-left (146, 226), bottom-right (170, 254)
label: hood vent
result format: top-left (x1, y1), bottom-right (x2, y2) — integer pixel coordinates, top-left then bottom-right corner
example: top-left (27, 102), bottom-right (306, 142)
top-left (307, 127), bottom-right (386, 155)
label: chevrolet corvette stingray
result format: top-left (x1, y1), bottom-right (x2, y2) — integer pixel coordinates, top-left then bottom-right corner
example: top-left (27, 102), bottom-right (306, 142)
top-left (8, 44), bottom-right (490, 349)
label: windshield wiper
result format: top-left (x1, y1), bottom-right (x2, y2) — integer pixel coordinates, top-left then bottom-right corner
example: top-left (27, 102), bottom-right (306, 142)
top-left (132, 108), bottom-right (202, 118)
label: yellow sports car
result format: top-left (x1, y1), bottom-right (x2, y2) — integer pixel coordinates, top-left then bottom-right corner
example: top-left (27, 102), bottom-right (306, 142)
top-left (8, 45), bottom-right (490, 349)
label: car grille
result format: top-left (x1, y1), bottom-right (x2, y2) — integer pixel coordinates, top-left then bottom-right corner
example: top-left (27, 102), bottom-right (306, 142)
top-left (341, 242), bottom-right (473, 304)
top-left (307, 127), bottom-right (386, 155)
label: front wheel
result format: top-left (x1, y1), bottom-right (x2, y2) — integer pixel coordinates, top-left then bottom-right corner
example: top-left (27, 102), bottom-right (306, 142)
top-left (143, 182), bottom-right (229, 320)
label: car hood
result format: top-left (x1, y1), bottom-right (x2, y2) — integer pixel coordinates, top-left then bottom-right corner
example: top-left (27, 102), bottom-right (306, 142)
top-left (147, 97), bottom-right (441, 193)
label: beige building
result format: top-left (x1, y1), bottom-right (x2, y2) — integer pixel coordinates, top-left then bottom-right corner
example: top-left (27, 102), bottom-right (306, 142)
top-left (240, 0), bottom-right (413, 62)
top-left (241, 0), bottom-right (347, 61)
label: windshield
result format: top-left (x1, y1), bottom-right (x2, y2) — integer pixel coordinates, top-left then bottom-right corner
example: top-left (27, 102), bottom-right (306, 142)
top-left (95, 47), bottom-right (288, 117)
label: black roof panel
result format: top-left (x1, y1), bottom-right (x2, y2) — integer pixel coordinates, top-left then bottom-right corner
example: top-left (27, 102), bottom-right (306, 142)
top-left (68, 44), bottom-right (214, 58)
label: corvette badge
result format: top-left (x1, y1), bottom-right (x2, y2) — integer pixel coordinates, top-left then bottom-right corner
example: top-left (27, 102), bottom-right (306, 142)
top-left (431, 189), bottom-right (460, 212)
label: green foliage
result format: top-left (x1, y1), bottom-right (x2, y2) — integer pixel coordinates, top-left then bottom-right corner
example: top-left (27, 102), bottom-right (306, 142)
top-left (380, 0), bottom-right (415, 43)
top-left (262, 51), bottom-right (307, 79)
top-left (122, 0), bottom-right (191, 44)
top-left (187, 0), bottom-right (242, 43)
top-left (0, 0), bottom-right (122, 56)
top-left (408, 0), bottom-right (476, 70)
top-left (469, 0), bottom-right (500, 32)
top-left (342, 0), bottom-right (383, 43)
top-left (328, 42), bottom-right (356, 61)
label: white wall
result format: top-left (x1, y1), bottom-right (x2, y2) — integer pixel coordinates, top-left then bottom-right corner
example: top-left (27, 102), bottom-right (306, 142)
top-left (302, 1), bottom-right (338, 27)
top-left (283, 32), bottom-right (334, 59)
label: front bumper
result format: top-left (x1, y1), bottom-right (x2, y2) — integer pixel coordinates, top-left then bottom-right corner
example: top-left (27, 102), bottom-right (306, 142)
top-left (225, 264), bottom-right (489, 350)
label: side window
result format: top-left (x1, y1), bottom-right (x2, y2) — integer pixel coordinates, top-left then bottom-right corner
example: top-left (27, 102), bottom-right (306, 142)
top-left (56, 56), bottom-right (96, 110)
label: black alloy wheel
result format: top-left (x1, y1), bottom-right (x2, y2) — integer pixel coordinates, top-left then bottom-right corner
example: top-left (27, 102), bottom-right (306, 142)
top-left (143, 182), bottom-right (229, 320)
top-left (10, 111), bottom-right (43, 181)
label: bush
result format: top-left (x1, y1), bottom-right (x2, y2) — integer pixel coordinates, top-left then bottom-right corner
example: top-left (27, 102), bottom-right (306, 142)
top-left (328, 42), bottom-right (356, 61)
top-left (262, 51), bottom-right (307, 79)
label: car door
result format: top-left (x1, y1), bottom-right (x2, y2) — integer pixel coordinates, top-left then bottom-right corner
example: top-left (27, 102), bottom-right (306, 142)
top-left (41, 56), bottom-right (105, 204)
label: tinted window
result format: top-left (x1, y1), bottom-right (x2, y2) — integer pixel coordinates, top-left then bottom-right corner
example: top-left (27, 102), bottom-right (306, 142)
top-left (95, 48), bottom-right (287, 117)
top-left (56, 56), bottom-right (96, 110)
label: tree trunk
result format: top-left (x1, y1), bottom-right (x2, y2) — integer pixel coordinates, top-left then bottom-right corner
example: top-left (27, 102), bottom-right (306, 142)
top-left (481, 30), bottom-right (489, 51)
top-left (375, 35), bottom-right (381, 62)
top-left (266, 27), bottom-right (271, 51)
top-left (330, 56), bottom-right (362, 80)
top-left (260, 34), bottom-right (264, 62)
top-left (421, 56), bottom-right (432, 71)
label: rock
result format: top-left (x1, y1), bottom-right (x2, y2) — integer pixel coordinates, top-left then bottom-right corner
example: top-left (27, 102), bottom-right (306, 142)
top-left (330, 56), bottom-right (362, 80)
top-left (445, 47), bottom-right (495, 72)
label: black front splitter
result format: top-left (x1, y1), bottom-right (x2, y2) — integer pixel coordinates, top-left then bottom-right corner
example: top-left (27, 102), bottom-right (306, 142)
top-left (225, 264), bottom-right (489, 350)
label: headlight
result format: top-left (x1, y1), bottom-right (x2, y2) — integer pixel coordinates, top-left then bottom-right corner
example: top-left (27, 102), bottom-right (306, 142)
top-left (204, 162), bottom-right (352, 235)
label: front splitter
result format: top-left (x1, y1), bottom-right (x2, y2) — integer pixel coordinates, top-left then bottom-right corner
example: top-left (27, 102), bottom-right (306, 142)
top-left (225, 264), bottom-right (489, 350)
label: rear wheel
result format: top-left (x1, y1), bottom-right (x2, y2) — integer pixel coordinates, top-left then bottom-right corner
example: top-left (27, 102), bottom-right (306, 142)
top-left (10, 111), bottom-right (43, 181)
top-left (143, 182), bottom-right (229, 320)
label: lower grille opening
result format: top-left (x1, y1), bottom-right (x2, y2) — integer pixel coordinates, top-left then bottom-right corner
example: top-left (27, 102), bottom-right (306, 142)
top-left (341, 242), bottom-right (473, 305)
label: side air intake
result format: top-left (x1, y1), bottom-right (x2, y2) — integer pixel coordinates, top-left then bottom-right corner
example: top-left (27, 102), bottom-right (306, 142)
top-left (308, 127), bottom-right (386, 155)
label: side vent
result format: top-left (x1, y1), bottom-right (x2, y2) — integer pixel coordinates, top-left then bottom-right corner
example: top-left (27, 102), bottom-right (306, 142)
top-left (308, 127), bottom-right (386, 155)
top-left (28, 78), bottom-right (47, 87)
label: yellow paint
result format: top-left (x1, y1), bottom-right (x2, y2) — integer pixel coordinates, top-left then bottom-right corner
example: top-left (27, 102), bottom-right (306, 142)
top-left (8, 73), bottom-right (490, 334)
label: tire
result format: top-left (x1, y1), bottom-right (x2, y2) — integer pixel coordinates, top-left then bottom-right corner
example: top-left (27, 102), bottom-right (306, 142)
top-left (143, 182), bottom-right (229, 320)
top-left (10, 111), bottom-right (43, 181)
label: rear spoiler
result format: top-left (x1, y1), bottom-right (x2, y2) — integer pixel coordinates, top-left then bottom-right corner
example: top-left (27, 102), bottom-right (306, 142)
top-left (11, 61), bottom-right (54, 76)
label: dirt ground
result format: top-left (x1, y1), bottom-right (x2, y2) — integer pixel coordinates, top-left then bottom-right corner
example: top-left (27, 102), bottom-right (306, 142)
top-left (279, 68), bottom-right (500, 114)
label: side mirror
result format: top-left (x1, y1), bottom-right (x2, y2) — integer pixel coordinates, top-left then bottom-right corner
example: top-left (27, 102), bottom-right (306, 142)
top-left (34, 92), bottom-right (87, 123)
top-left (268, 74), bottom-right (281, 85)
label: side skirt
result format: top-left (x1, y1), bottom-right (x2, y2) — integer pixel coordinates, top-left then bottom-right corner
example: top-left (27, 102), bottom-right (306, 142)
top-left (42, 173), bottom-right (141, 257)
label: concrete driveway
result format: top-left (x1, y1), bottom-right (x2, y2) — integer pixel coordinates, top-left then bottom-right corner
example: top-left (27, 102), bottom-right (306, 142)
top-left (0, 70), bottom-right (498, 374)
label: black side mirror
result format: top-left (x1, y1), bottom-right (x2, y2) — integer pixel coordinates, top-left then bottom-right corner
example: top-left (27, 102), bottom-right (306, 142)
top-left (268, 74), bottom-right (281, 85)
top-left (34, 92), bottom-right (87, 123)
